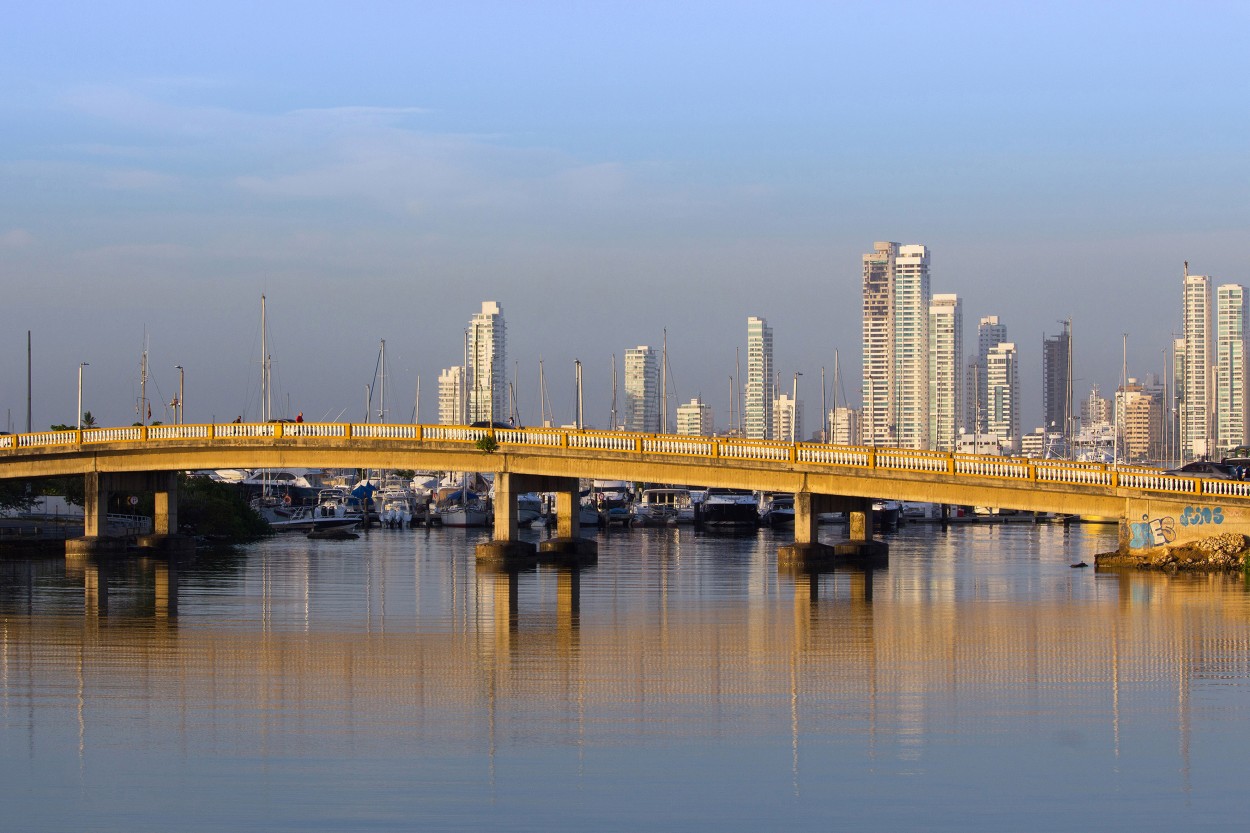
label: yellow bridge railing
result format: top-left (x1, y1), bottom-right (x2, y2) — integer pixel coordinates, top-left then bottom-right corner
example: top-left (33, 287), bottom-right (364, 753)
top-left (1, 422), bottom-right (1246, 501)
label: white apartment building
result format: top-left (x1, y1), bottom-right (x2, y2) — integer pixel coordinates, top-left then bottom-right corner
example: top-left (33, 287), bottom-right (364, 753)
top-left (772, 393), bottom-right (802, 443)
top-left (744, 316), bottom-right (774, 440)
top-left (675, 396), bottom-right (713, 436)
top-left (1181, 271), bottom-right (1211, 459)
top-left (467, 301), bottom-right (506, 424)
top-left (928, 293), bottom-right (962, 452)
top-left (438, 366), bottom-right (466, 425)
top-left (986, 342), bottom-right (1019, 453)
top-left (624, 346), bottom-right (659, 433)
top-left (893, 244), bottom-right (930, 449)
top-left (831, 406), bottom-right (860, 446)
top-left (862, 242), bottom-right (897, 446)
top-left (1216, 283), bottom-right (1248, 453)
top-left (967, 315), bottom-right (1007, 437)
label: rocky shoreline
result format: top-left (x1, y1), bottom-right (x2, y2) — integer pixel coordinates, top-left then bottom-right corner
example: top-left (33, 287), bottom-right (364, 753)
top-left (1095, 532), bottom-right (1250, 572)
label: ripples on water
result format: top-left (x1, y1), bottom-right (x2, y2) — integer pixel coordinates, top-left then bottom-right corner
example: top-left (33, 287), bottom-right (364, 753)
top-left (3, 522), bottom-right (1250, 831)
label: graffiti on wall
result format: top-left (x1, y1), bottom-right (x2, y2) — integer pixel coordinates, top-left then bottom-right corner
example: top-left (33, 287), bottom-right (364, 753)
top-left (1129, 514), bottom-right (1176, 549)
top-left (1180, 505), bottom-right (1224, 528)
top-left (1129, 506), bottom-right (1226, 549)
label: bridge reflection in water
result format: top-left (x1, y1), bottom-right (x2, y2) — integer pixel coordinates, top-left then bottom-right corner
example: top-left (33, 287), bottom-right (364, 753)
top-left (2, 535), bottom-right (1247, 796)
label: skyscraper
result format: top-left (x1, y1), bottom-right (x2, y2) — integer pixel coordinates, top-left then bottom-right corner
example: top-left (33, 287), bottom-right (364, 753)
top-left (894, 244), bottom-right (931, 449)
top-left (624, 346), bottom-right (659, 432)
top-left (967, 315), bottom-right (1007, 437)
top-left (467, 301), bottom-right (506, 424)
top-left (862, 242), bottom-right (897, 446)
top-left (744, 316), bottom-right (773, 440)
top-left (438, 366), bottom-right (466, 425)
top-left (1042, 320), bottom-right (1072, 436)
top-left (772, 392), bottom-right (802, 442)
top-left (676, 396), bottom-right (713, 436)
top-left (1181, 270), bottom-right (1211, 460)
top-left (1216, 283), bottom-right (1248, 452)
top-left (986, 342), bottom-right (1019, 453)
top-left (928, 293), bottom-right (962, 452)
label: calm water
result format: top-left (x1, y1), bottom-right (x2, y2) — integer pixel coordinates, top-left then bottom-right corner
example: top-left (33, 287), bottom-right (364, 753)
top-left (4, 521), bottom-right (1250, 831)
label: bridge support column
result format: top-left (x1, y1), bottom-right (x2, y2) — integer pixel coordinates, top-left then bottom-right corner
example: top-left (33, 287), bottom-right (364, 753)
top-left (66, 473), bottom-right (126, 556)
top-left (135, 472), bottom-right (195, 557)
top-left (477, 472), bottom-right (538, 565)
top-left (779, 493), bottom-right (887, 570)
top-left (539, 478), bottom-right (597, 566)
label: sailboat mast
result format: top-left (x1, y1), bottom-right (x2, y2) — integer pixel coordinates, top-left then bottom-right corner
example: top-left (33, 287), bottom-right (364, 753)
top-left (261, 295), bottom-right (270, 422)
top-left (574, 359), bottom-right (583, 429)
top-left (414, 376), bottom-right (420, 425)
top-left (462, 330), bottom-right (469, 425)
top-left (661, 329), bottom-right (668, 434)
top-left (735, 346), bottom-right (742, 434)
top-left (821, 366), bottom-right (827, 442)
top-left (610, 354), bottom-right (618, 430)
top-left (140, 342), bottom-right (148, 426)
top-left (539, 359), bottom-right (550, 428)
top-left (378, 339), bottom-right (387, 423)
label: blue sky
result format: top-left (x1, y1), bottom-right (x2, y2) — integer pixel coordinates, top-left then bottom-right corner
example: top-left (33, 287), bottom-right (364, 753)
top-left (2, 1), bottom-right (1247, 432)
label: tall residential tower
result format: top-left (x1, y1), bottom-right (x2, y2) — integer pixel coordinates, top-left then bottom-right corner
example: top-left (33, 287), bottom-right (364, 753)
top-left (928, 293), bottom-right (962, 452)
top-left (744, 316), bottom-right (774, 440)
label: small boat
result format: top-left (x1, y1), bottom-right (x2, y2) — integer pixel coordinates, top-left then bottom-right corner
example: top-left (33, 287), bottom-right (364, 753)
top-left (633, 488), bottom-right (694, 526)
top-left (698, 488), bottom-right (759, 527)
top-left (759, 494), bottom-right (795, 527)
top-left (253, 501), bottom-right (362, 533)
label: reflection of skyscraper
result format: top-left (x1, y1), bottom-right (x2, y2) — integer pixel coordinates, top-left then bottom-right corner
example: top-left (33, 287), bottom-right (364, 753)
top-left (1216, 283), bottom-right (1248, 452)
top-left (1042, 320), bottom-right (1072, 435)
top-left (928, 294), bottom-right (962, 451)
top-left (1181, 270), bottom-right (1211, 460)
top-left (745, 317), bottom-right (773, 440)
top-left (624, 346), bottom-right (659, 432)
top-left (468, 301), bottom-right (506, 424)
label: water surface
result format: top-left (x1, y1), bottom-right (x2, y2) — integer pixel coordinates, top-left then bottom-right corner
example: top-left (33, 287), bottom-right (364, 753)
top-left (4, 522), bottom-right (1249, 831)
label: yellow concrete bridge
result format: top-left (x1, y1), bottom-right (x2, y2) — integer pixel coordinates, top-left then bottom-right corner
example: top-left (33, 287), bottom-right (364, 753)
top-left (2, 421), bottom-right (1247, 561)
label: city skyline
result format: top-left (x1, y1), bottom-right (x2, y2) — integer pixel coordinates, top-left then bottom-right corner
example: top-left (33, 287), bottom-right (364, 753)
top-left (2, 3), bottom-right (1246, 436)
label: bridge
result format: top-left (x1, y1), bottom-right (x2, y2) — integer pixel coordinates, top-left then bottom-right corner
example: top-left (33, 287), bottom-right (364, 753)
top-left (2, 421), bottom-right (1247, 562)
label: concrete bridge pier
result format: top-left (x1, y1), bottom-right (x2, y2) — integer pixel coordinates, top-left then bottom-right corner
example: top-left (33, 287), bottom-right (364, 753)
top-left (66, 471), bottom-right (194, 557)
top-left (476, 474), bottom-right (597, 566)
top-left (778, 493), bottom-right (888, 569)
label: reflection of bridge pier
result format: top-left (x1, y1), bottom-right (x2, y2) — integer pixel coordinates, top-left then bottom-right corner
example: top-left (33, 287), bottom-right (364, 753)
top-left (475, 560), bottom-right (584, 658)
top-left (779, 492), bottom-right (889, 569)
top-left (65, 554), bottom-right (180, 620)
top-left (66, 471), bottom-right (195, 558)
top-left (477, 472), bottom-right (597, 566)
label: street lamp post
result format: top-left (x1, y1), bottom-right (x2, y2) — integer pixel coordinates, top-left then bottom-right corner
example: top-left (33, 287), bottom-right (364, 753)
top-left (77, 362), bottom-right (89, 430)
top-left (175, 365), bottom-right (184, 424)
top-left (791, 371), bottom-right (802, 443)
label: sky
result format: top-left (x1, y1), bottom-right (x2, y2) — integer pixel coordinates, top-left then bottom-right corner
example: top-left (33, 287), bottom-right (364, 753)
top-left (2, 1), bottom-right (1247, 434)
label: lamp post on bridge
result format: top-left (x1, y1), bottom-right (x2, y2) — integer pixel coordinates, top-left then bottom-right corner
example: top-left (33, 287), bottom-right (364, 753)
top-left (77, 362), bottom-right (89, 430)
top-left (174, 365), bottom-right (184, 425)
top-left (791, 371), bottom-right (802, 443)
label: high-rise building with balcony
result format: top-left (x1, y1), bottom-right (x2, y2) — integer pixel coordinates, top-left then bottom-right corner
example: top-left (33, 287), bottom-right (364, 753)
top-left (772, 392), bottom-right (802, 443)
top-left (624, 346), bottom-right (659, 432)
top-left (1216, 283), bottom-right (1248, 453)
top-left (438, 366), bottom-right (466, 425)
top-left (831, 407), bottom-right (860, 445)
top-left (676, 396), bottom-right (713, 436)
top-left (744, 316), bottom-right (774, 440)
top-left (1181, 270), bottom-right (1211, 460)
top-left (862, 242), bottom-right (897, 447)
top-left (967, 315), bottom-right (1008, 437)
top-left (986, 342), bottom-right (1019, 453)
top-left (928, 293), bottom-right (962, 452)
top-left (1042, 320), bottom-right (1072, 436)
top-left (894, 245), bottom-right (930, 449)
top-left (467, 301), bottom-right (506, 424)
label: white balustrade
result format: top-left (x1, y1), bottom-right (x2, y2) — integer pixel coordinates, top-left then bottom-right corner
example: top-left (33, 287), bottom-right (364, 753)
top-left (0, 435), bottom-right (11, 449)
top-left (720, 443), bottom-right (790, 461)
top-left (148, 424), bottom-right (211, 440)
top-left (641, 437), bottom-right (714, 456)
top-left (1200, 479), bottom-right (1250, 498)
top-left (282, 422), bottom-right (345, 439)
top-left (797, 446), bottom-right (871, 466)
top-left (496, 429), bottom-right (560, 446)
top-left (352, 423), bottom-right (417, 440)
top-left (568, 432), bottom-right (633, 452)
top-left (878, 451), bottom-right (948, 473)
top-left (18, 431), bottom-right (76, 447)
top-left (954, 458), bottom-right (1029, 480)
top-left (80, 427), bottom-right (143, 443)
top-left (214, 422), bottom-right (275, 439)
